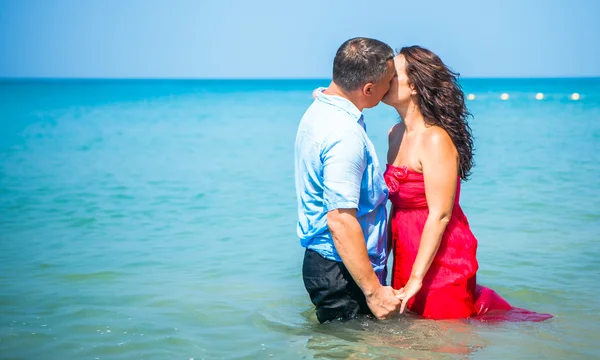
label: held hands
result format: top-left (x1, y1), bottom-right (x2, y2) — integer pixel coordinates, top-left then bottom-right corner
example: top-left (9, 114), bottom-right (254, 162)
top-left (365, 277), bottom-right (423, 319)
top-left (395, 276), bottom-right (423, 314)
top-left (365, 285), bottom-right (402, 320)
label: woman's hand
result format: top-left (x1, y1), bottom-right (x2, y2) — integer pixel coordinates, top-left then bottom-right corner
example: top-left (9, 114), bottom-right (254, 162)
top-left (396, 276), bottom-right (423, 314)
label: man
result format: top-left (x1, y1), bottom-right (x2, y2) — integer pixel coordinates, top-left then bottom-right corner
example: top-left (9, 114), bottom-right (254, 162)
top-left (294, 37), bottom-right (400, 323)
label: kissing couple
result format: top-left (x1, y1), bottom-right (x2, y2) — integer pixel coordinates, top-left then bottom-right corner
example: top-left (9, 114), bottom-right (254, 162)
top-left (294, 37), bottom-right (552, 323)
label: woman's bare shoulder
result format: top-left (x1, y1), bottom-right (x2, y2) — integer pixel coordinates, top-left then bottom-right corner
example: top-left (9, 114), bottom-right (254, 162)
top-left (423, 126), bottom-right (452, 144)
top-left (421, 126), bottom-right (457, 158)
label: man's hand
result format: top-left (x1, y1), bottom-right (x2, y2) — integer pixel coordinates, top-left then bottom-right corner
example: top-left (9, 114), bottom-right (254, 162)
top-left (396, 277), bottom-right (423, 314)
top-left (365, 285), bottom-right (402, 319)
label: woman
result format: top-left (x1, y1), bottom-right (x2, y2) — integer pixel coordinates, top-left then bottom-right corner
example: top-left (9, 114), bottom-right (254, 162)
top-left (382, 46), bottom-right (551, 321)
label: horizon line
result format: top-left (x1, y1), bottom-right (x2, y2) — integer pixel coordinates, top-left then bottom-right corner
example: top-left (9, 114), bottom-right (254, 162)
top-left (1, 76), bottom-right (599, 81)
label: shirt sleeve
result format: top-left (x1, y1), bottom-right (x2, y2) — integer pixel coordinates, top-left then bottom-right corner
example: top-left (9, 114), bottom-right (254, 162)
top-left (321, 130), bottom-right (366, 211)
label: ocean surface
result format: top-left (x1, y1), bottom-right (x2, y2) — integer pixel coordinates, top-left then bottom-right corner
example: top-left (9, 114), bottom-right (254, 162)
top-left (1, 78), bottom-right (599, 359)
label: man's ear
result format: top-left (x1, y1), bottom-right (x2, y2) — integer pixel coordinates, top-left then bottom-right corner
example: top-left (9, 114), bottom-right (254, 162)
top-left (362, 83), bottom-right (375, 96)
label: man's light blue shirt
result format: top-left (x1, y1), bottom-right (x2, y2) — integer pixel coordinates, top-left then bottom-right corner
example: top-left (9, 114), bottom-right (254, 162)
top-left (294, 91), bottom-right (389, 282)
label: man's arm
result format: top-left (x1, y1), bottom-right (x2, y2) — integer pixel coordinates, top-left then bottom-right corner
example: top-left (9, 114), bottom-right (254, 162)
top-left (322, 130), bottom-right (401, 319)
top-left (328, 209), bottom-right (382, 297)
top-left (328, 208), bottom-right (401, 319)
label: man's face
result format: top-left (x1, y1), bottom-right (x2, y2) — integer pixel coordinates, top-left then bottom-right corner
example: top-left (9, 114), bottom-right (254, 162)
top-left (363, 59), bottom-right (396, 108)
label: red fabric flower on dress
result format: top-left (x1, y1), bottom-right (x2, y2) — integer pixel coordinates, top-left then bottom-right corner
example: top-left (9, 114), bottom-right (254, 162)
top-left (385, 165), bottom-right (408, 193)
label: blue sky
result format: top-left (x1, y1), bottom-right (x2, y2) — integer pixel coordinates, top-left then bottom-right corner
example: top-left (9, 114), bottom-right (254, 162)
top-left (1, 0), bottom-right (598, 78)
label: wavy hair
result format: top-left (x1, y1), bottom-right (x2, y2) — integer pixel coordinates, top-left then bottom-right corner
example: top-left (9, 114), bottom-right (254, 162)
top-left (399, 46), bottom-right (474, 180)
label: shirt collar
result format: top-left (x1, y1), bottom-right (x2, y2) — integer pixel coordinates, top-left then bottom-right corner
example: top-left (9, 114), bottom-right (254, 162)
top-left (315, 88), bottom-right (365, 127)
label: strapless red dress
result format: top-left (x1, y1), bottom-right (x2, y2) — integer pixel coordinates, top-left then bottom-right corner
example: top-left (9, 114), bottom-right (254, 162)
top-left (384, 164), bottom-right (552, 321)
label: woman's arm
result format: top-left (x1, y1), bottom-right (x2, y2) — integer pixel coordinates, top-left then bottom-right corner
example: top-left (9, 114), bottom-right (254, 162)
top-left (397, 127), bottom-right (459, 313)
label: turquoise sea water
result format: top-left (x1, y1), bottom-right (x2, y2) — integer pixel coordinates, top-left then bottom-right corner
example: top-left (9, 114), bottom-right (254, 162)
top-left (1, 78), bottom-right (599, 359)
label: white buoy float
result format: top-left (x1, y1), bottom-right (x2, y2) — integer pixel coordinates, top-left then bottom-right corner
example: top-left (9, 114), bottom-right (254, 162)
top-left (535, 93), bottom-right (544, 100)
top-left (571, 93), bottom-right (580, 100)
top-left (500, 93), bottom-right (509, 100)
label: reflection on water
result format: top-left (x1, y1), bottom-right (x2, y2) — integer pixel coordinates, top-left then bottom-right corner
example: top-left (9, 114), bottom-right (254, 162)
top-left (256, 305), bottom-right (489, 359)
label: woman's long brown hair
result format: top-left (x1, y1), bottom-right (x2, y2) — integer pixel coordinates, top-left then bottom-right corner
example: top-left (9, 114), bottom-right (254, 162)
top-left (400, 46), bottom-right (474, 180)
